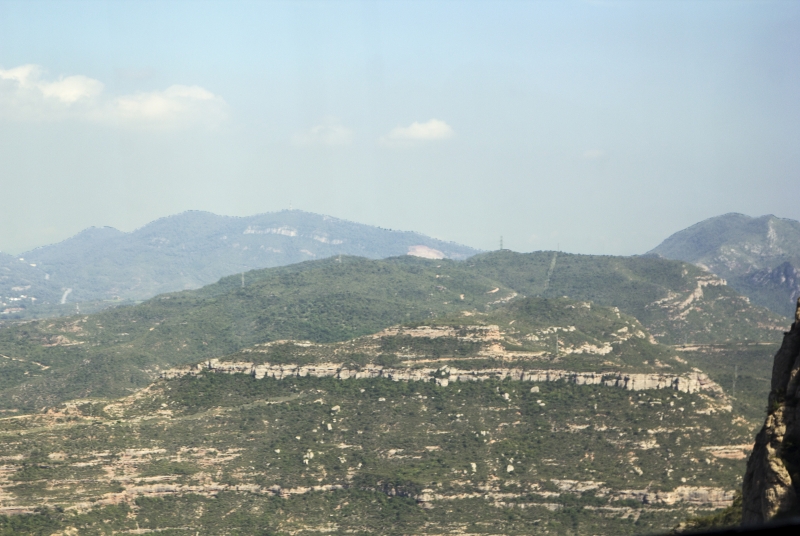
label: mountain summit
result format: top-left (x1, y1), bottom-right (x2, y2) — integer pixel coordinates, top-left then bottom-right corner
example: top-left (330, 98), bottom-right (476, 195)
top-left (648, 213), bottom-right (800, 317)
top-left (1, 210), bottom-right (479, 314)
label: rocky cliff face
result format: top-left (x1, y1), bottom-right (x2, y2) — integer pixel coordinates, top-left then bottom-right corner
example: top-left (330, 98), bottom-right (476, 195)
top-left (742, 297), bottom-right (800, 523)
top-left (746, 262), bottom-right (800, 317)
top-left (162, 358), bottom-right (724, 395)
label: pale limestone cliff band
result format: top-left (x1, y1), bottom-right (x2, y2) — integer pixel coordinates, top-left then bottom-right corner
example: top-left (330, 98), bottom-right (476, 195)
top-left (161, 359), bottom-right (722, 394)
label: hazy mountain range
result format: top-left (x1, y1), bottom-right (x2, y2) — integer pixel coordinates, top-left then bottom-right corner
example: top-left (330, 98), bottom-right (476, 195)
top-left (648, 213), bottom-right (800, 317)
top-left (0, 210), bottom-right (479, 316)
top-left (3, 210), bottom-right (799, 321)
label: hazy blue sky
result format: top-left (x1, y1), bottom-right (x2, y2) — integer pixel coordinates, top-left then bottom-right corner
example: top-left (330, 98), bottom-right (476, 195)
top-left (1, 0), bottom-right (798, 255)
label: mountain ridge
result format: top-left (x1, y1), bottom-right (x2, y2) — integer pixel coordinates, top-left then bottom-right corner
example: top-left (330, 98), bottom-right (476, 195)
top-left (0, 251), bottom-right (787, 412)
top-left (1, 210), bottom-right (480, 317)
top-left (648, 213), bottom-right (800, 317)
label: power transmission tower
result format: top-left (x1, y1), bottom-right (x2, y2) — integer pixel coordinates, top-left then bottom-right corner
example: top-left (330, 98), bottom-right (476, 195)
top-left (500, 236), bottom-right (503, 250)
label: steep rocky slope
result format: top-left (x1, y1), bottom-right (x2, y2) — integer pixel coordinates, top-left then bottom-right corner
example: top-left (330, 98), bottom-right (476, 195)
top-left (742, 298), bottom-right (800, 523)
top-left (649, 213), bottom-right (800, 318)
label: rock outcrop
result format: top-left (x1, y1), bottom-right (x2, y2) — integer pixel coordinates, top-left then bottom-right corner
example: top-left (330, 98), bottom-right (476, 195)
top-left (742, 297), bottom-right (800, 524)
top-left (162, 359), bottom-right (723, 395)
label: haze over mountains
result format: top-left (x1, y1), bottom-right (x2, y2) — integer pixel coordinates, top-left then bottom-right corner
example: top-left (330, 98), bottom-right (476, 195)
top-left (0, 210), bottom-right (479, 317)
top-left (4, 210), bottom-right (799, 324)
top-left (649, 213), bottom-right (800, 318)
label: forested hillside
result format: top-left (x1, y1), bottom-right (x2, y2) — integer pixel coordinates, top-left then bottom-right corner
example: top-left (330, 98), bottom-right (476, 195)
top-left (0, 297), bottom-right (756, 535)
top-left (0, 253), bottom-right (786, 411)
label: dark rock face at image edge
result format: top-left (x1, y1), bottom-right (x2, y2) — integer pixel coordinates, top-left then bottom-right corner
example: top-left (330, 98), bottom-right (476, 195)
top-left (742, 297), bottom-right (800, 523)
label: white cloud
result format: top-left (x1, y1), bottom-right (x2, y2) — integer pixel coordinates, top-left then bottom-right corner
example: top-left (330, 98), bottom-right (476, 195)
top-left (0, 64), bottom-right (38, 85)
top-left (380, 119), bottom-right (454, 146)
top-left (0, 64), bottom-right (225, 128)
top-left (293, 119), bottom-right (354, 146)
top-left (111, 85), bottom-right (226, 126)
top-left (41, 75), bottom-right (105, 103)
top-left (0, 64), bottom-right (104, 104)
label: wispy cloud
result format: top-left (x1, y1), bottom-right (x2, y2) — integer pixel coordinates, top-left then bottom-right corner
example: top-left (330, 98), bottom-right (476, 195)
top-left (0, 64), bottom-right (226, 128)
top-left (0, 64), bottom-right (104, 104)
top-left (111, 85), bottom-right (226, 126)
top-left (380, 119), bottom-right (454, 147)
top-left (293, 118), bottom-right (354, 146)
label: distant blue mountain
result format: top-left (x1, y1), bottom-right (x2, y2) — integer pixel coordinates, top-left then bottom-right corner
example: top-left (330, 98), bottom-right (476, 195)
top-left (648, 213), bottom-right (800, 317)
top-left (1, 210), bottom-right (480, 315)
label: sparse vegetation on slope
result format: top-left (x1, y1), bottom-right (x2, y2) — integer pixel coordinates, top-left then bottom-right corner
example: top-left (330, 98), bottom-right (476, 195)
top-left (0, 256), bottom-right (511, 409)
top-left (0, 369), bottom-right (747, 534)
top-left (0, 253), bottom-right (787, 412)
top-left (469, 250), bottom-right (787, 344)
top-left (0, 263), bottom-right (780, 534)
